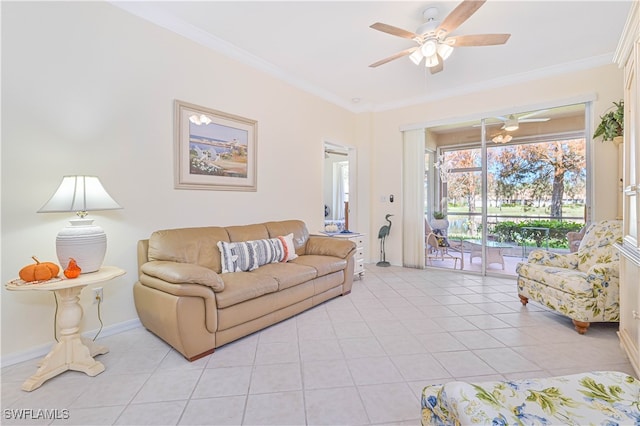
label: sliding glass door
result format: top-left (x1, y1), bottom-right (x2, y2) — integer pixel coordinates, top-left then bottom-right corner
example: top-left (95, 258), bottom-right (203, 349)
top-left (423, 103), bottom-right (588, 276)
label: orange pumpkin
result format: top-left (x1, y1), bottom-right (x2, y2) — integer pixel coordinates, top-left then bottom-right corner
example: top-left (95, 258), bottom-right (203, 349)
top-left (64, 258), bottom-right (81, 279)
top-left (19, 256), bottom-right (60, 282)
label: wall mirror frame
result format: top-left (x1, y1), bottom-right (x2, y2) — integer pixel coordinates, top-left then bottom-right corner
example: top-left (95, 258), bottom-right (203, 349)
top-left (323, 141), bottom-right (357, 233)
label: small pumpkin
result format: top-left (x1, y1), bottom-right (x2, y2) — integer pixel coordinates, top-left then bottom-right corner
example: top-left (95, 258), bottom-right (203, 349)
top-left (64, 258), bottom-right (82, 279)
top-left (19, 256), bottom-right (60, 282)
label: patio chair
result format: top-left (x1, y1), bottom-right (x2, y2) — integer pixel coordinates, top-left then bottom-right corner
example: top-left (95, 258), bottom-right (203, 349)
top-left (425, 219), bottom-right (462, 269)
top-left (567, 225), bottom-right (587, 252)
top-left (516, 220), bottom-right (623, 334)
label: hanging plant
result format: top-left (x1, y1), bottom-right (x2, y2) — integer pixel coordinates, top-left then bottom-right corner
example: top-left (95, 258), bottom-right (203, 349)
top-left (593, 100), bottom-right (624, 142)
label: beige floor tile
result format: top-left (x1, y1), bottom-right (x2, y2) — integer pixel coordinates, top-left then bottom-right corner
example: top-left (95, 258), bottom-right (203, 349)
top-left (302, 359), bottom-right (354, 389)
top-left (191, 366), bottom-right (252, 398)
top-left (432, 350), bottom-right (497, 377)
top-left (114, 400), bottom-right (185, 425)
top-left (338, 337), bottom-right (386, 359)
top-left (179, 396), bottom-right (245, 425)
top-left (305, 387), bottom-right (369, 425)
top-left (347, 356), bottom-right (403, 385)
top-left (243, 391), bottom-right (305, 425)
top-left (358, 382), bottom-right (419, 424)
top-left (132, 369), bottom-right (202, 404)
top-left (249, 363), bottom-right (302, 394)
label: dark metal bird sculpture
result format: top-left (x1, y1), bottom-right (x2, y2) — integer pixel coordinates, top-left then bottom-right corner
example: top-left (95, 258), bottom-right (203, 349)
top-left (377, 214), bottom-right (393, 267)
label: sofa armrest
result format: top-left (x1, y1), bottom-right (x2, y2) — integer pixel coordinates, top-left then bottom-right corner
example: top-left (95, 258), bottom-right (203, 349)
top-left (137, 275), bottom-right (218, 334)
top-left (305, 236), bottom-right (356, 259)
top-left (527, 250), bottom-right (579, 269)
top-left (141, 261), bottom-right (224, 292)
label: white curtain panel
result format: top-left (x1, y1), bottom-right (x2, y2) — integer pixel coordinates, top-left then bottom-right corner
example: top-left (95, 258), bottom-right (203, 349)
top-left (402, 129), bottom-right (426, 268)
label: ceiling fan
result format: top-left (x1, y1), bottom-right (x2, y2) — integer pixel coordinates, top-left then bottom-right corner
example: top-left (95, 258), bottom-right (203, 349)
top-left (369, 0), bottom-right (510, 74)
top-left (489, 110), bottom-right (551, 131)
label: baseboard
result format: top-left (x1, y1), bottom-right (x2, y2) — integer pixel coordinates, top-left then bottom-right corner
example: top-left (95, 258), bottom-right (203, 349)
top-left (0, 318), bottom-right (142, 368)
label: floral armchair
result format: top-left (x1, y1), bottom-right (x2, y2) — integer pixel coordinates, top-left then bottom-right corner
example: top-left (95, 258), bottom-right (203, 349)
top-left (516, 220), bottom-right (623, 334)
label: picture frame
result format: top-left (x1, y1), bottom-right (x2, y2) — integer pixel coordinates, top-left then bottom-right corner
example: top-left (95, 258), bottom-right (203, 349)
top-left (174, 100), bottom-right (257, 191)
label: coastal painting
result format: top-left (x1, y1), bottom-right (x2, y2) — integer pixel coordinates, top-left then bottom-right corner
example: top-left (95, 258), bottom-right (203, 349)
top-left (174, 100), bottom-right (257, 191)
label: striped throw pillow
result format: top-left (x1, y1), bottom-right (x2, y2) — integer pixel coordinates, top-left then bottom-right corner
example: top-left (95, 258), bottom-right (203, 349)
top-left (252, 237), bottom-right (285, 266)
top-left (217, 240), bottom-right (258, 273)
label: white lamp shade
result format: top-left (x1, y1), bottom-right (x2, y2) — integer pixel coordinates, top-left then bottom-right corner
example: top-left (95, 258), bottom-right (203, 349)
top-left (421, 40), bottom-right (437, 57)
top-left (425, 54), bottom-right (440, 68)
top-left (409, 49), bottom-right (424, 65)
top-left (437, 43), bottom-right (454, 60)
top-left (38, 175), bottom-right (121, 274)
top-left (38, 176), bottom-right (121, 213)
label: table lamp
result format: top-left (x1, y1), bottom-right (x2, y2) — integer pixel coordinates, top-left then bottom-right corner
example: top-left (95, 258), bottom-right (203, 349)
top-left (38, 175), bottom-right (122, 273)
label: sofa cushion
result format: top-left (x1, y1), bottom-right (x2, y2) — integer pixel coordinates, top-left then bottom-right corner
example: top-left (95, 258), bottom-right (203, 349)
top-left (226, 223), bottom-right (269, 243)
top-left (516, 263), bottom-right (593, 295)
top-left (291, 255), bottom-right (347, 277)
top-left (148, 226), bottom-right (229, 272)
top-left (264, 220), bottom-right (309, 257)
top-left (216, 272), bottom-right (278, 308)
top-left (250, 262), bottom-right (317, 291)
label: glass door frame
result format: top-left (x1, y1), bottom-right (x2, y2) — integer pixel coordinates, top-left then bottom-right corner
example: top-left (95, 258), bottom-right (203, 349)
top-left (424, 101), bottom-right (591, 277)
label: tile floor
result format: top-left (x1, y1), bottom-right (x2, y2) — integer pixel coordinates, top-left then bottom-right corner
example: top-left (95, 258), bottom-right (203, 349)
top-left (2, 265), bottom-right (636, 425)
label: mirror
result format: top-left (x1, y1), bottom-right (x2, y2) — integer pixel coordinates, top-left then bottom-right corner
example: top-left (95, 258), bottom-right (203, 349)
top-left (323, 142), bottom-right (353, 232)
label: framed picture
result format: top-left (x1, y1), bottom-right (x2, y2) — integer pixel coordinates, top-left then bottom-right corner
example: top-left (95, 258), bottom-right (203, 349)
top-left (174, 100), bottom-right (257, 191)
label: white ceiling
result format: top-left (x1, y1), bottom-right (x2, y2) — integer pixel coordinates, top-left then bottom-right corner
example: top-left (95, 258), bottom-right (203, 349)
top-left (114, 1), bottom-right (632, 113)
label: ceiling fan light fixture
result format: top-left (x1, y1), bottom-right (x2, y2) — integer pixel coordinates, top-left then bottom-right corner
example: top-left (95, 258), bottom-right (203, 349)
top-left (409, 49), bottom-right (424, 65)
top-left (437, 43), bottom-right (454, 60)
top-left (421, 39), bottom-right (437, 57)
top-left (503, 115), bottom-right (519, 131)
top-left (424, 54), bottom-right (439, 68)
top-left (492, 134), bottom-right (513, 144)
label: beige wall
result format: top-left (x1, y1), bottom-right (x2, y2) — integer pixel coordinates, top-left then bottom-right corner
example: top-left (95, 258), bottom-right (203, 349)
top-left (0, 1), bottom-right (624, 361)
top-left (1, 2), bottom-right (356, 359)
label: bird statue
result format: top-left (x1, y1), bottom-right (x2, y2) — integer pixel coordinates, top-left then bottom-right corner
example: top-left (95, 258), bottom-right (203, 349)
top-left (377, 214), bottom-right (393, 267)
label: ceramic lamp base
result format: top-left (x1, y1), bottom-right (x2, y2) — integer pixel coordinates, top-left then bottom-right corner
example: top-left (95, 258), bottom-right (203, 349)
top-left (56, 218), bottom-right (106, 273)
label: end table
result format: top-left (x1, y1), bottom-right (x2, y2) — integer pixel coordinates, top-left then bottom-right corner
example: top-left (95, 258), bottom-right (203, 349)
top-left (5, 266), bottom-right (125, 391)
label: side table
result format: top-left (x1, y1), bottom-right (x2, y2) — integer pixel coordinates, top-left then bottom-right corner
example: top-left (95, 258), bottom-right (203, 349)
top-left (5, 266), bottom-right (125, 391)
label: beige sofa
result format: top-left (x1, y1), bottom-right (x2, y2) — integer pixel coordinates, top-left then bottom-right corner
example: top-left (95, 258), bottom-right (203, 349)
top-left (133, 220), bottom-right (356, 361)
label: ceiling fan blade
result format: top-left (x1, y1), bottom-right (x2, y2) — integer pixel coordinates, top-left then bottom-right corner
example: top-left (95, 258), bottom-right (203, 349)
top-left (429, 54), bottom-right (444, 74)
top-left (519, 118), bottom-right (550, 123)
top-left (370, 22), bottom-right (419, 40)
top-left (437, 0), bottom-right (486, 35)
top-left (369, 47), bottom-right (418, 68)
top-left (518, 109), bottom-right (549, 120)
top-left (447, 33), bottom-right (511, 47)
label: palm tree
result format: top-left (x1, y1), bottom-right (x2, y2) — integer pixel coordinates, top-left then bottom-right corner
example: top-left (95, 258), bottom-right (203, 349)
top-left (377, 214), bottom-right (393, 267)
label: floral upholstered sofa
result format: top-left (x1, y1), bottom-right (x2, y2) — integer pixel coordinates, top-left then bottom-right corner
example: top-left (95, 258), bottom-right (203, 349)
top-left (516, 219), bottom-right (622, 334)
top-left (421, 371), bottom-right (640, 425)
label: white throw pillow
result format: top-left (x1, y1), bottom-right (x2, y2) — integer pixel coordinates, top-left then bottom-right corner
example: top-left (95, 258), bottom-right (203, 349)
top-left (278, 233), bottom-right (298, 262)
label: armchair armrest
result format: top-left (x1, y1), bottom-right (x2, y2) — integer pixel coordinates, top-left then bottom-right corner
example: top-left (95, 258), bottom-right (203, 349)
top-left (141, 261), bottom-right (224, 292)
top-left (586, 262), bottom-right (620, 284)
top-left (527, 250), bottom-right (579, 269)
top-left (305, 236), bottom-right (356, 259)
